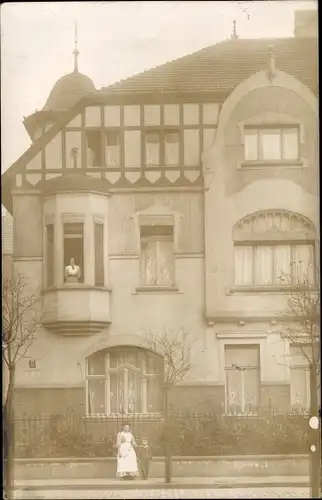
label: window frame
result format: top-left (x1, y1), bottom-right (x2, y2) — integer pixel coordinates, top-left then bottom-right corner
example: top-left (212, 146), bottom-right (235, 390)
top-left (234, 241), bottom-right (316, 287)
top-left (224, 344), bottom-right (261, 415)
top-left (63, 221), bottom-right (85, 284)
top-left (143, 128), bottom-right (181, 167)
top-left (85, 348), bottom-right (163, 416)
top-left (290, 344), bottom-right (311, 411)
top-left (243, 125), bottom-right (300, 163)
top-left (140, 225), bottom-right (175, 288)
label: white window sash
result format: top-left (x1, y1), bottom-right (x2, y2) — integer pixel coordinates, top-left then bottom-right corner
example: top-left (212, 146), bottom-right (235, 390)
top-left (106, 145), bottom-right (120, 166)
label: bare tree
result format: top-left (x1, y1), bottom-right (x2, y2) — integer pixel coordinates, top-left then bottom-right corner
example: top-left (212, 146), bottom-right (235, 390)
top-left (2, 273), bottom-right (37, 500)
top-left (145, 327), bottom-right (193, 483)
top-left (277, 263), bottom-right (320, 498)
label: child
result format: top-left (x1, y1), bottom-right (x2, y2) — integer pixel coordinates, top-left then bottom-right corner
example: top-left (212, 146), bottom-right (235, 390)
top-left (138, 438), bottom-right (153, 480)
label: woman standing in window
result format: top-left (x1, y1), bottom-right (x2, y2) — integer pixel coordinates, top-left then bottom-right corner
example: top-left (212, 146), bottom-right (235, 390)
top-left (116, 423), bottom-right (139, 480)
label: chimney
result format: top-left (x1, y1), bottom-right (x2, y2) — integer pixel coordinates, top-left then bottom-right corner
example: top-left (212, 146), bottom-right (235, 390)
top-left (294, 10), bottom-right (317, 38)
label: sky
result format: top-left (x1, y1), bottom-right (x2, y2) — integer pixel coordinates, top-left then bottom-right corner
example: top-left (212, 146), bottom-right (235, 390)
top-left (1, 0), bottom-right (317, 175)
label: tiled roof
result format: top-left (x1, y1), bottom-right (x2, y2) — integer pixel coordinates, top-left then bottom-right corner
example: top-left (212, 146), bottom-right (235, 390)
top-left (2, 213), bottom-right (13, 255)
top-left (101, 37), bottom-right (317, 95)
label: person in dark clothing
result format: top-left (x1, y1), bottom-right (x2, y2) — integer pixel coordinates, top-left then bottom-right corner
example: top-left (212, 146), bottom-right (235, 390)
top-left (138, 438), bottom-right (153, 480)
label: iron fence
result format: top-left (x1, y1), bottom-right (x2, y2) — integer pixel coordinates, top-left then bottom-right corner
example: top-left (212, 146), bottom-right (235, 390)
top-left (11, 407), bottom-right (310, 458)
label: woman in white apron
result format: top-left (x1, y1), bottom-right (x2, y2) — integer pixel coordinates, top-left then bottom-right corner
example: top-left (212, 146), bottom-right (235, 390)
top-left (116, 423), bottom-right (139, 479)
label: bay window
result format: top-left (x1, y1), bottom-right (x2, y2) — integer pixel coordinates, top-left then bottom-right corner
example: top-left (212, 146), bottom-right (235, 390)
top-left (225, 345), bottom-right (260, 414)
top-left (140, 225), bottom-right (175, 287)
top-left (86, 347), bottom-right (163, 415)
top-left (244, 126), bottom-right (300, 162)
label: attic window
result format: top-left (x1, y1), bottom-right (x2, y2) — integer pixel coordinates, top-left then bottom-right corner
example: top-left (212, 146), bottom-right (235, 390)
top-left (244, 126), bottom-right (300, 162)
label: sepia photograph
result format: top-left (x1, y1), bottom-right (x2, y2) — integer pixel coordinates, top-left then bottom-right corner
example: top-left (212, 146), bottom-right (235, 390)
top-left (1, 1), bottom-right (319, 499)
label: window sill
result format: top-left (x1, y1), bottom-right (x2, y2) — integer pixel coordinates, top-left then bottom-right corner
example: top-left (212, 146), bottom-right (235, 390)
top-left (228, 285), bottom-right (317, 295)
top-left (240, 160), bottom-right (304, 169)
top-left (134, 285), bottom-right (181, 294)
top-left (42, 284), bottom-right (112, 295)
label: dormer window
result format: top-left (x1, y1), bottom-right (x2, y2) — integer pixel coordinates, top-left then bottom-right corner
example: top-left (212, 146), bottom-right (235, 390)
top-left (244, 126), bottom-right (300, 162)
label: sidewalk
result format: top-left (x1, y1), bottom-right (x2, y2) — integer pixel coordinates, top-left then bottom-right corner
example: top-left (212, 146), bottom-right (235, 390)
top-left (15, 475), bottom-right (309, 491)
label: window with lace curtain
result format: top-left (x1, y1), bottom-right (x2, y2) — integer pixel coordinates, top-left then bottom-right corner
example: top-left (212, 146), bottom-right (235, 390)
top-left (225, 345), bottom-right (260, 415)
top-left (86, 347), bottom-right (163, 415)
top-left (244, 126), bottom-right (300, 162)
top-left (290, 345), bottom-right (310, 411)
top-left (233, 211), bottom-right (316, 288)
top-left (145, 131), bottom-right (180, 167)
top-left (140, 225), bottom-right (175, 287)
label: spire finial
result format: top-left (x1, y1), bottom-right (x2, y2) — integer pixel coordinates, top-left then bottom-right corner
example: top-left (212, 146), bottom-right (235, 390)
top-left (73, 21), bottom-right (79, 73)
top-left (231, 19), bottom-right (239, 40)
top-left (267, 44), bottom-right (276, 82)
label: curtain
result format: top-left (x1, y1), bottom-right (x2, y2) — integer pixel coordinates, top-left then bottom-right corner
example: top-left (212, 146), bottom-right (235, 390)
top-left (234, 246), bottom-right (253, 285)
top-left (158, 240), bottom-right (174, 285)
top-left (290, 368), bottom-right (309, 408)
top-left (165, 133), bottom-right (179, 165)
top-left (274, 245), bottom-right (291, 283)
top-left (88, 351), bottom-right (106, 375)
top-left (106, 145), bottom-right (120, 166)
top-left (94, 223), bottom-right (104, 286)
top-left (244, 130), bottom-right (258, 161)
top-left (145, 134), bottom-right (160, 165)
top-left (282, 128), bottom-right (299, 160)
top-left (147, 376), bottom-right (163, 412)
top-left (244, 369), bottom-right (260, 412)
top-left (255, 246), bottom-right (274, 285)
top-left (293, 245), bottom-right (314, 284)
top-left (226, 370), bottom-right (242, 413)
top-left (128, 371), bottom-right (142, 413)
top-left (225, 346), bottom-right (260, 414)
top-left (260, 130), bottom-right (281, 160)
top-left (88, 379), bottom-right (106, 414)
top-left (141, 241), bottom-right (157, 285)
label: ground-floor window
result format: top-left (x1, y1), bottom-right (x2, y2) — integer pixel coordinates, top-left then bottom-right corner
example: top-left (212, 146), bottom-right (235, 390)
top-left (86, 347), bottom-right (163, 415)
top-left (290, 345), bottom-right (310, 411)
top-left (225, 344), bottom-right (261, 415)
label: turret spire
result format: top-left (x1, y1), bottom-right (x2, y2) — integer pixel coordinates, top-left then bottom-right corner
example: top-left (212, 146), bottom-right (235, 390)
top-left (231, 20), bottom-right (239, 40)
top-left (73, 21), bottom-right (79, 73)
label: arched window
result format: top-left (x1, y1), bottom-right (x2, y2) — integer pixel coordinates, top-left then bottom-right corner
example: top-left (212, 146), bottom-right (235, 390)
top-left (86, 347), bottom-right (163, 415)
top-left (233, 210), bottom-right (316, 288)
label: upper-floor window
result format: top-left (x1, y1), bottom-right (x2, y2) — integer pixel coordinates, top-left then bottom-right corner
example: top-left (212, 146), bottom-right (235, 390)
top-left (94, 222), bottom-right (104, 286)
top-left (145, 131), bottom-right (180, 167)
top-left (86, 130), bottom-right (103, 167)
top-left (140, 225), bottom-right (175, 287)
top-left (234, 210), bottom-right (316, 288)
top-left (86, 347), bottom-right (163, 415)
top-left (63, 222), bottom-right (84, 283)
top-left (225, 344), bottom-right (260, 415)
top-left (105, 131), bottom-right (120, 166)
top-left (244, 126), bottom-right (300, 162)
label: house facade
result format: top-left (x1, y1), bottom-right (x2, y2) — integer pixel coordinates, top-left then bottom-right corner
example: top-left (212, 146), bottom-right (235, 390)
top-left (2, 10), bottom-right (318, 418)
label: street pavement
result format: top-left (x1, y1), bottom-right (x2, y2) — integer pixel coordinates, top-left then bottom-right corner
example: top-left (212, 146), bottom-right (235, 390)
top-left (15, 486), bottom-right (310, 499)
